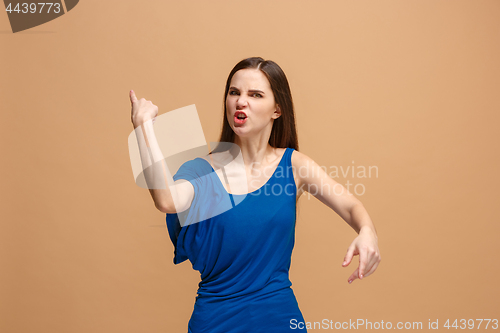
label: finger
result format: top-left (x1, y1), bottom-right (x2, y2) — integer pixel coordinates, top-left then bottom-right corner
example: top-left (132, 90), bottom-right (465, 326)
top-left (361, 260), bottom-right (380, 279)
top-left (348, 267), bottom-right (359, 284)
top-left (343, 246), bottom-right (356, 267)
top-left (363, 252), bottom-right (382, 278)
top-left (366, 250), bottom-right (380, 273)
top-left (358, 247), bottom-right (368, 279)
top-left (130, 90), bottom-right (138, 104)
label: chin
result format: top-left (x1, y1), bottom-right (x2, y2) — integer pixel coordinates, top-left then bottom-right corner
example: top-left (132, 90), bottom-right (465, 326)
top-left (232, 127), bottom-right (253, 137)
top-left (232, 127), bottom-right (248, 135)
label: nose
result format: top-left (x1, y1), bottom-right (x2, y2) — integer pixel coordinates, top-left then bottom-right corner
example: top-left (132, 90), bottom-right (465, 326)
top-left (236, 94), bottom-right (248, 108)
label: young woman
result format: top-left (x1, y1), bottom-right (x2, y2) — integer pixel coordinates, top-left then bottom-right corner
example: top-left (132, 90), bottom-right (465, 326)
top-left (130, 57), bottom-right (381, 332)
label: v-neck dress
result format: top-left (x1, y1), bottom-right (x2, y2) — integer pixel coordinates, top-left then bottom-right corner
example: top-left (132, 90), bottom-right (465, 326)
top-left (166, 147), bottom-right (307, 332)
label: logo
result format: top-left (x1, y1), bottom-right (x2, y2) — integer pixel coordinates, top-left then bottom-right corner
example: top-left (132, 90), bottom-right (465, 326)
top-left (3, 0), bottom-right (79, 33)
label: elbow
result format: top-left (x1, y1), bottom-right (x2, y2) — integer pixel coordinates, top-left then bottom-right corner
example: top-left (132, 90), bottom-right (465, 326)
top-left (349, 202), bottom-right (365, 217)
top-left (349, 197), bottom-right (364, 212)
top-left (155, 200), bottom-right (176, 214)
top-left (344, 202), bottom-right (364, 226)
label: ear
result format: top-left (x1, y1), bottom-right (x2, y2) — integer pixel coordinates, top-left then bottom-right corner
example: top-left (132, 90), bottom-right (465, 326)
top-left (273, 105), bottom-right (282, 119)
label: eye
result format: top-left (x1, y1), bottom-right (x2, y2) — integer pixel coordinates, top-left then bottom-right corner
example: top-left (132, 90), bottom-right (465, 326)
top-left (229, 90), bottom-right (239, 95)
top-left (252, 93), bottom-right (263, 98)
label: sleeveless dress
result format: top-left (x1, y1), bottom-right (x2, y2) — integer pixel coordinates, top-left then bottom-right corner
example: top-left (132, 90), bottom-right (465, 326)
top-left (166, 147), bottom-right (307, 333)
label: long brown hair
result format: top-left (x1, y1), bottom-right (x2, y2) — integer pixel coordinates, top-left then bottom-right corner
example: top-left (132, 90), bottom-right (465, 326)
top-left (210, 57), bottom-right (299, 153)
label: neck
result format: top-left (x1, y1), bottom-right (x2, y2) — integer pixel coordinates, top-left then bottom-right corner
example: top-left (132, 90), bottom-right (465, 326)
top-left (233, 136), bottom-right (275, 167)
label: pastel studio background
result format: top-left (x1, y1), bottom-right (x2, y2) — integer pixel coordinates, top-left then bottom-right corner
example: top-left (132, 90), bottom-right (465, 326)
top-left (1, 1), bottom-right (499, 332)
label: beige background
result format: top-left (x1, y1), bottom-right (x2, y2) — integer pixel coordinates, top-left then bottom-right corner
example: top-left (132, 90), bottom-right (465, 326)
top-left (1, 1), bottom-right (499, 332)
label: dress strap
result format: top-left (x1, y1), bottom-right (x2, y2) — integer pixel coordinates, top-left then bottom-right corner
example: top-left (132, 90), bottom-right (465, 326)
top-left (271, 148), bottom-right (296, 198)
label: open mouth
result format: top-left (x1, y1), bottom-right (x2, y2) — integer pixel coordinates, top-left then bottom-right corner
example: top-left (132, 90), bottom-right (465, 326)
top-left (234, 111), bottom-right (247, 125)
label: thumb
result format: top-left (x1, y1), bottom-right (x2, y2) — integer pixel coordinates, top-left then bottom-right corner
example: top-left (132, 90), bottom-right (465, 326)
top-left (130, 90), bottom-right (138, 104)
top-left (343, 246), bottom-right (355, 267)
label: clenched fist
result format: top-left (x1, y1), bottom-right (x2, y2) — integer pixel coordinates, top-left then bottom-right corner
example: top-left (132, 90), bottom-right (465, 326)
top-left (130, 90), bottom-right (158, 128)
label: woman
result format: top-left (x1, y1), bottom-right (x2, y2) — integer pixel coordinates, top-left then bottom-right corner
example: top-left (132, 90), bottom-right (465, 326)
top-left (130, 57), bottom-right (381, 332)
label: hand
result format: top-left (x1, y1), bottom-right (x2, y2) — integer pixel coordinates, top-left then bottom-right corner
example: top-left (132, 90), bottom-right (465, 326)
top-left (130, 90), bottom-right (158, 127)
top-left (342, 228), bottom-right (381, 284)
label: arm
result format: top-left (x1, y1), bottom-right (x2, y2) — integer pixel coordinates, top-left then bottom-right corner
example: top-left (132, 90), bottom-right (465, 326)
top-left (292, 150), bottom-right (381, 283)
top-left (130, 90), bottom-right (194, 213)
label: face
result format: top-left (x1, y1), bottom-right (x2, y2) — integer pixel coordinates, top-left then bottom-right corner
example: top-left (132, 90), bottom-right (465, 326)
top-left (225, 68), bottom-right (281, 138)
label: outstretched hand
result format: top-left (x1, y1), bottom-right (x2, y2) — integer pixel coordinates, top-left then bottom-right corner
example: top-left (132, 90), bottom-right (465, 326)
top-left (342, 229), bottom-right (381, 284)
top-left (130, 90), bottom-right (158, 127)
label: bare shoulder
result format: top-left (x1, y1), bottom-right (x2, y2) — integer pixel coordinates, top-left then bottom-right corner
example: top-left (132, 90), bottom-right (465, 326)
top-left (290, 149), bottom-right (316, 198)
top-left (290, 149), bottom-right (315, 170)
top-left (290, 149), bottom-right (310, 163)
top-left (290, 149), bottom-right (330, 184)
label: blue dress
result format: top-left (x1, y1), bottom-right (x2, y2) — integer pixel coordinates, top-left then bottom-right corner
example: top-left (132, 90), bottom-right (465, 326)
top-left (166, 147), bottom-right (307, 332)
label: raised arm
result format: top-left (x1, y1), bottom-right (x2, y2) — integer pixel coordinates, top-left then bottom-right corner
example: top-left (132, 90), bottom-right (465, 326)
top-left (291, 150), bottom-right (381, 284)
top-left (130, 90), bottom-right (194, 213)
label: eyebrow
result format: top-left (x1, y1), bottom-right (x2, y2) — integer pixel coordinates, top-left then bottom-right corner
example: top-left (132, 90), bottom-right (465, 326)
top-left (229, 86), bottom-right (265, 94)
